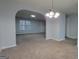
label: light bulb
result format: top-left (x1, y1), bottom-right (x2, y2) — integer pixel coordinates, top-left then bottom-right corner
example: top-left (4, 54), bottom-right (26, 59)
top-left (30, 15), bottom-right (36, 18)
top-left (49, 11), bottom-right (54, 16)
top-left (45, 12), bottom-right (54, 18)
top-left (54, 12), bottom-right (60, 18)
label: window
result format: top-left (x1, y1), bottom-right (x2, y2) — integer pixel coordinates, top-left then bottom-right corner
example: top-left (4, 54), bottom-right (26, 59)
top-left (26, 21), bottom-right (31, 25)
top-left (19, 20), bottom-right (26, 30)
top-left (25, 20), bottom-right (31, 30)
top-left (19, 20), bottom-right (31, 31)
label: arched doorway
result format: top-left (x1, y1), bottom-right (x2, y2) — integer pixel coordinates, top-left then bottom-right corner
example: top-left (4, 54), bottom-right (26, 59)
top-left (15, 9), bottom-right (46, 45)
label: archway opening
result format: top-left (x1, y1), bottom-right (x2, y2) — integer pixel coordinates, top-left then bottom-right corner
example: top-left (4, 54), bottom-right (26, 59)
top-left (15, 9), bottom-right (46, 44)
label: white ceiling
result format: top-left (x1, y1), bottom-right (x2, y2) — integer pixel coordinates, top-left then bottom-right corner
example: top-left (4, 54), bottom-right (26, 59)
top-left (17, 0), bottom-right (78, 15)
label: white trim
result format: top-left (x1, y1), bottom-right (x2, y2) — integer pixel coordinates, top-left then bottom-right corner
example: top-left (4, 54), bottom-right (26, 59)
top-left (46, 37), bottom-right (65, 41)
top-left (1, 44), bottom-right (16, 50)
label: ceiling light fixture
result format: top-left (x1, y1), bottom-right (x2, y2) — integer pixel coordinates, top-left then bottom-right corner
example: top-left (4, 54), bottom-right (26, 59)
top-left (30, 15), bottom-right (36, 18)
top-left (45, 0), bottom-right (60, 18)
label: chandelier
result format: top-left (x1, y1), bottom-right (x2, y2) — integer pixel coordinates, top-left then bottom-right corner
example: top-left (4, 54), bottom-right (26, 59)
top-left (45, 0), bottom-right (60, 18)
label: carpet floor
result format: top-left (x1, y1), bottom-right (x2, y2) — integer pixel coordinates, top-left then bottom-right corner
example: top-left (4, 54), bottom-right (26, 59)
top-left (0, 34), bottom-right (77, 59)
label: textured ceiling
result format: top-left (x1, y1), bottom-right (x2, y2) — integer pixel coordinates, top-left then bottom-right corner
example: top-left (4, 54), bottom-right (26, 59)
top-left (17, 0), bottom-right (78, 14)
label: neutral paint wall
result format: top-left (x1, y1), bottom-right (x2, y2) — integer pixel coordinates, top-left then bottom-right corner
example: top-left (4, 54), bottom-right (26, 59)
top-left (46, 13), bottom-right (65, 41)
top-left (16, 19), bottom-right (45, 34)
top-left (66, 14), bottom-right (78, 39)
top-left (0, 17), bottom-right (16, 49)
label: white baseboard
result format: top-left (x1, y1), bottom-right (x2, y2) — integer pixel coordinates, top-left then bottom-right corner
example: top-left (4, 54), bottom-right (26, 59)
top-left (1, 44), bottom-right (16, 51)
top-left (46, 37), bottom-right (65, 41)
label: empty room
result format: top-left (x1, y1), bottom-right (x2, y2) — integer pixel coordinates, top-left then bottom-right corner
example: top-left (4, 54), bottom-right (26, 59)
top-left (0, 0), bottom-right (78, 59)
top-left (15, 10), bottom-right (46, 45)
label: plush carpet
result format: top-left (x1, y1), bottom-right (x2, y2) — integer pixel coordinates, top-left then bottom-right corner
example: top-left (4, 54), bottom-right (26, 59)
top-left (0, 34), bottom-right (77, 59)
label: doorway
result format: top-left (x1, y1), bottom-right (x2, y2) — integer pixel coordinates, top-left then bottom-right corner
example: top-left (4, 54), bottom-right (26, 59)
top-left (15, 10), bottom-right (46, 45)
